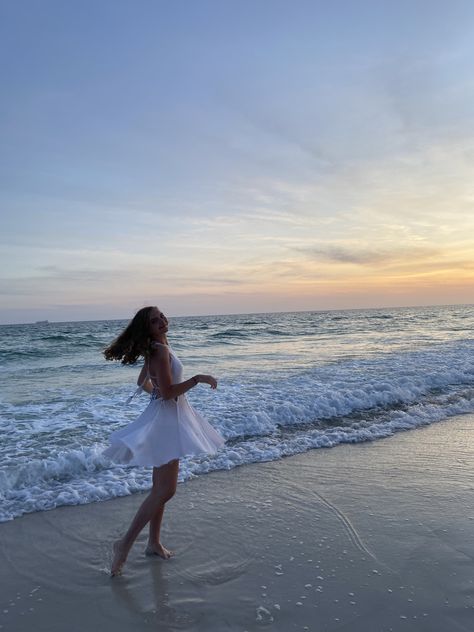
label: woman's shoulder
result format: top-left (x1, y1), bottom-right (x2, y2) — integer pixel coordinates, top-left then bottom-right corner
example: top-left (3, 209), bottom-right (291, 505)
top-left (150, 341), bottom-right (171, 357)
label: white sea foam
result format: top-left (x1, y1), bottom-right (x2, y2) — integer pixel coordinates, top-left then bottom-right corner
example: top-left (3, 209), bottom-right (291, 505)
top-left (0, 385), bottom-right (472, 522)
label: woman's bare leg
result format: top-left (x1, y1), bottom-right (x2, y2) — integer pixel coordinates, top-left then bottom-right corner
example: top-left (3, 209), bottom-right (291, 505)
top-left (111, 459), bottom-right (179, 575)
top-left (146, 460), bottom-right (179, 558)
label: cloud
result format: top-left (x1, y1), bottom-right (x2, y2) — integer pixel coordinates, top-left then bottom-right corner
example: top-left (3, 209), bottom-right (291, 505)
top-left (294, 242), bottom-right (442, 267)
top-left (305, 246), bottom-right (391, 266)
top-left (0, 264), bottom-right (251, 303)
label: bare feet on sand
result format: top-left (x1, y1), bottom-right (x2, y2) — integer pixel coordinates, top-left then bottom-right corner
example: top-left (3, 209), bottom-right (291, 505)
top-left (145, 543), bottom-right (174, 559)
top-left (111, 540), bottom-right (128, 577)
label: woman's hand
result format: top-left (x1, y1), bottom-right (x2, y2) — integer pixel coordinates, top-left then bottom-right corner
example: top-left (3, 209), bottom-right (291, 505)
top-left (196, 374), bottom-right (218, 389)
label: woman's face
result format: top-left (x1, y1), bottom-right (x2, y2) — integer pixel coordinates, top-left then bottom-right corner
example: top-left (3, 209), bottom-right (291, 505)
top-left (149, 307), bottom-right (168, 339)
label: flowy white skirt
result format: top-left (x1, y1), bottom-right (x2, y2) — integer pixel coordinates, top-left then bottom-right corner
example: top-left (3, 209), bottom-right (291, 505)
top-left (104, 394), bottom-right (225, 468)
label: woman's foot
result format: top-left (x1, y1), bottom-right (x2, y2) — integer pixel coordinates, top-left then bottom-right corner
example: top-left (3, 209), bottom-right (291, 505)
top-left (111, 540), bottom-right (128, 577)
top-left (145, 542), bottom-right (174, 559)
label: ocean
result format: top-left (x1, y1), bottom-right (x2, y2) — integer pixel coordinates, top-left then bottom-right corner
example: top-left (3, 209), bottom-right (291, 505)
top-left (1, 305), bottom-right (473, 522)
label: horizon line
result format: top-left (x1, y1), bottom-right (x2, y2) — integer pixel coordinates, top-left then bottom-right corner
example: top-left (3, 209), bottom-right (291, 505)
top-left (1, 301), bottom-right (473, 327)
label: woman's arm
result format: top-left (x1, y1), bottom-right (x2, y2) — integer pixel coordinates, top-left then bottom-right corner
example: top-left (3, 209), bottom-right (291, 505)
top-left (136, 364), bottom-right (154, 394)
top-left (149, 346), bottom-right (217, 401)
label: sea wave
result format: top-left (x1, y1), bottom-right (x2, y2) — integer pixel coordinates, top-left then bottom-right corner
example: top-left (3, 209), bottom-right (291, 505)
top-left (210, 329), bottom-right (250, 339)
top-left (1, 388), bottom-right (472, 522)
top-left (214, 342), bottom-right (474, 439)
top-left (1, 343), bottom-right (473, 522)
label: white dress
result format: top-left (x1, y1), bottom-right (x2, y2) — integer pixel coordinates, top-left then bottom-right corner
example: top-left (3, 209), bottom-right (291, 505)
top-left (104, 345), bottom-right (225, 467)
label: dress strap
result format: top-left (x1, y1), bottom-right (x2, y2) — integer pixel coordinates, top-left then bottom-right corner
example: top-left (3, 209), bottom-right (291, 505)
top-left (125, 385), bottom-right (143, 405)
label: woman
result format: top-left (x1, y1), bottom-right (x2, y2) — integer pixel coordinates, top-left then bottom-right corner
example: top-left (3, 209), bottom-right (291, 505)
top-left (103, 306), bottom-right (224, 576)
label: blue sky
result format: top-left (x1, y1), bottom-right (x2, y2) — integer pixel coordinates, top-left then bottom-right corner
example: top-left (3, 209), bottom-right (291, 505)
top-left (1, 0), bottom-right (473, 323)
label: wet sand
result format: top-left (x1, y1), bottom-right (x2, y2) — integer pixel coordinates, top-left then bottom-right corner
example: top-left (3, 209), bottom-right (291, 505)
top-left (1, 414), bottom-right (473, 632)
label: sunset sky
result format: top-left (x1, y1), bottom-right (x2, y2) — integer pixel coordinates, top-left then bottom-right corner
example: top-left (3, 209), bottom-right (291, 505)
top-left (1, 0), bottom-right (473, 323)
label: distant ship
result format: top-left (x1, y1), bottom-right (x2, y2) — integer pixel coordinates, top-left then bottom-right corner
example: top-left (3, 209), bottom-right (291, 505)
top-left (35, 320), bottom-right (49, 324)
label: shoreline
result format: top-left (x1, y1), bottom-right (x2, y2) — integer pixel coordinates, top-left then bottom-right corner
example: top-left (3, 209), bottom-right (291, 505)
top-left (1, 414), bottom-right (473, 631)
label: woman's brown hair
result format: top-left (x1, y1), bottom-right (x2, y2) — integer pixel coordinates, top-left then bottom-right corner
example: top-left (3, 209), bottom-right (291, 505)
top-left (103, 306), bottom-right (156, 365)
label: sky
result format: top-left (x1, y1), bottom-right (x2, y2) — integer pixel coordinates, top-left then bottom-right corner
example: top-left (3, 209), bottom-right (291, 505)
top-left (1, 0), bottom-right (473, 324)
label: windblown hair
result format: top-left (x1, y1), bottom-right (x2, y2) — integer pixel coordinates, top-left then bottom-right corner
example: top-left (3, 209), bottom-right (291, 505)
top-left (103, 306), bottom-right (156, 365)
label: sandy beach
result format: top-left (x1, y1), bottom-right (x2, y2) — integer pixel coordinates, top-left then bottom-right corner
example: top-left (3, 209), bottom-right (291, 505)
top-left (1, 414), bottom-right (473, 632)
